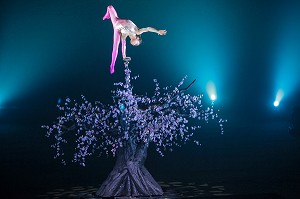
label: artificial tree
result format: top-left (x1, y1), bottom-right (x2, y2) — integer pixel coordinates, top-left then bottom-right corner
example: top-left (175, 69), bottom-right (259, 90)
top-left (43, 59), bottom-right (225, 197)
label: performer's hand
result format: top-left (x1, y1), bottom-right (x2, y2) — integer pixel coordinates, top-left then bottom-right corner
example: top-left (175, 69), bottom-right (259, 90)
top-left (123, 57), bottom-right (131, 62)
top-left (158, 30), bottom-right (167, 35)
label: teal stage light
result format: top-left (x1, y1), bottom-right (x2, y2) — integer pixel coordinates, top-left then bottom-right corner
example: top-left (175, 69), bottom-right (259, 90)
top-left (273, 89), bottom-right (284, 107)
top-left (0, 1), bottom-right (91, 108)
top-left (158, 1), bottom-right (239, 108)
top-left (210, 94), bottom-right (217, 101)
top-left (0, 96), bottom-right (6, 110)
top-left (206, 81), bottom-right (217, 101)
top-left (273, 5), bottom-right (300, 108)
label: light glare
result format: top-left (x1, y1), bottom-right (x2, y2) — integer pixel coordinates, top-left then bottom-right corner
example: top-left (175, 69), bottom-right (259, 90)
top-left (206, 81), bottom-right (217, 101)
top-left (274, 89), bottom-right (284, 107)
top-left (210, 94), bottom-right (216, 101)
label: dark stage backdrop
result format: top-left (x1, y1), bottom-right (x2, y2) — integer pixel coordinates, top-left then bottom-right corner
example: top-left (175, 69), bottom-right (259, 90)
top-left (1, 0), bottom-right (300, 198)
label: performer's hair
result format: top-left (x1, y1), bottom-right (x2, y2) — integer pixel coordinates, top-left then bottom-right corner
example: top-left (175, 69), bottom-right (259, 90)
top-left (136, 35), bottom-right (142, 44)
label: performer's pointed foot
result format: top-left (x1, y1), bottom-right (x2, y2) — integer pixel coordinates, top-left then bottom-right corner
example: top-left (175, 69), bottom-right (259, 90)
top-left (103, 9), bottom-right (110, 20)
top-left (110, 65), bottom-right (115, 74)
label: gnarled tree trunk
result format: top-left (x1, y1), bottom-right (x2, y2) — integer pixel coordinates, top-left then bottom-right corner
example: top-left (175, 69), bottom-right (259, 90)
top-left (96, 138), bottom-right (163, 197)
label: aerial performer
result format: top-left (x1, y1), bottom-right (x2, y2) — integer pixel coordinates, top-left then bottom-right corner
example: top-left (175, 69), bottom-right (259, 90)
top-left (103, 5), bottom-right (167, 74)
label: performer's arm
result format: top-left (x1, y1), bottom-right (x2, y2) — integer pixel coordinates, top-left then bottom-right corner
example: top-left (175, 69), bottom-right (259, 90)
top-left (136, 27), bottom-right (167, 35)
top-left (121, 36), bottom-right (127, 59)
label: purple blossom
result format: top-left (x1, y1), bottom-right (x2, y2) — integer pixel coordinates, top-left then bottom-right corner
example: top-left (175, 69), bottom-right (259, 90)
top-left (43, 63), bottom-right (226, 165)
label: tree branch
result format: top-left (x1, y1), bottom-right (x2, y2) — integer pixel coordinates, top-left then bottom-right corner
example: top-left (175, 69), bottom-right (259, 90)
top-left (158, 79), bottom-right (196, 112)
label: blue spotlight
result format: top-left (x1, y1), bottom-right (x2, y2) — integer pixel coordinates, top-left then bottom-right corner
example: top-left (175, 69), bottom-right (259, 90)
top-left (274, 89), bottom-right (284, 107)
top-left (210, 94), bottom-right (217, 101)
top-left (206, 81), bottom-right (217, 101)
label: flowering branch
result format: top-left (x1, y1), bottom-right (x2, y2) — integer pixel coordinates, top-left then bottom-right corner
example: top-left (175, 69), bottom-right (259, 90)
top-left (43, 62), bottom-right (226, 166)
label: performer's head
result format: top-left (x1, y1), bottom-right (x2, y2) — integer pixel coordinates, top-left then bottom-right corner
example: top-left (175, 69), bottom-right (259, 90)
top-left (130, 35), bottom-right (142, 46)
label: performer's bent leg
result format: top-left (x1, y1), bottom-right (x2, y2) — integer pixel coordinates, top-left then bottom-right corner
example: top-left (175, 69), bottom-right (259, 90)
top-left (103, 5), bottom-right (118, 23)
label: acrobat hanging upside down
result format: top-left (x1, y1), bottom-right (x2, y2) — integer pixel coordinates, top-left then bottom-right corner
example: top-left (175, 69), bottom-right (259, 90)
top-left (103, 5), bottom-right (167, 74)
